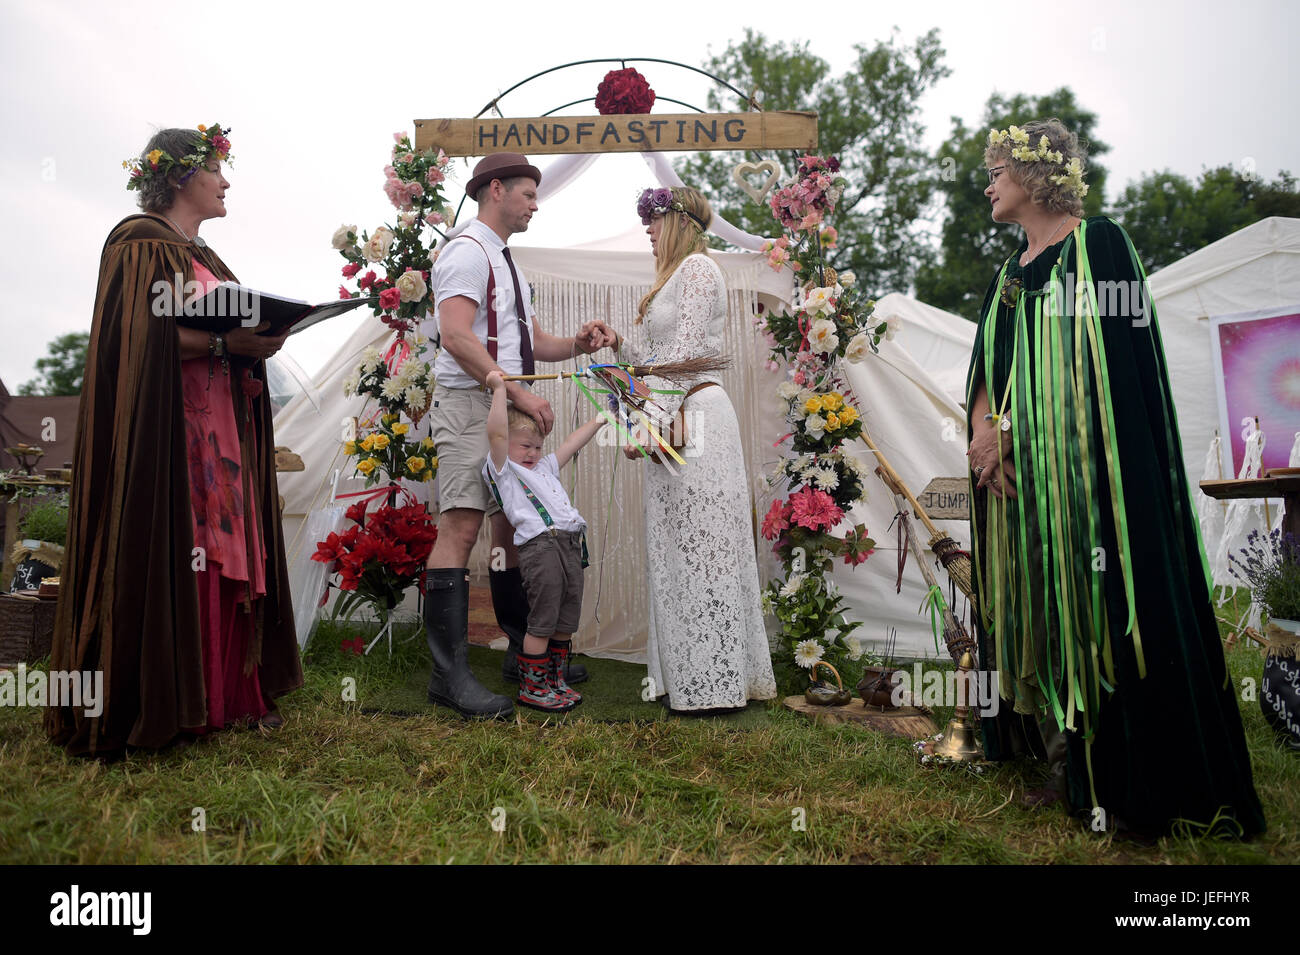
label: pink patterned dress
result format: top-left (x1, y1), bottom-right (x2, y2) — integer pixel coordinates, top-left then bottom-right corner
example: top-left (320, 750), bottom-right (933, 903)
top-left (180, 260), bottom-right (269, 728)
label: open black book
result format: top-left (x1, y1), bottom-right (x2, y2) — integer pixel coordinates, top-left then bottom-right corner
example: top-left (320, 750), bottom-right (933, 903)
top-left (175, 282), bottom-right (371, 336)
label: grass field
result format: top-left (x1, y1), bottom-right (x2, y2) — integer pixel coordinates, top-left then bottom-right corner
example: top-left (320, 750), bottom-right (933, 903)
top-left (0, 613), bottom-right (1294, 864)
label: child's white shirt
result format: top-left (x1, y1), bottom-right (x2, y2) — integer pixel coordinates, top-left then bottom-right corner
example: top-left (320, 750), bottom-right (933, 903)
top-left (482, 453), bottom-right (586, 547)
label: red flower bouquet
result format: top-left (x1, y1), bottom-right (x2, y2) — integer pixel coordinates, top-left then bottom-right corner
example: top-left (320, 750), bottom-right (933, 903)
top-left (313, 497), bottom-right (437, 622)
top-left (595, 67), bottom-right (655, 115)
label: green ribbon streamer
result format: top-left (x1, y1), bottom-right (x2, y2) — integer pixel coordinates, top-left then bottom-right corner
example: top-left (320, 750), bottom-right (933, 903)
top-left (919, 584), bottom-right (947, 656)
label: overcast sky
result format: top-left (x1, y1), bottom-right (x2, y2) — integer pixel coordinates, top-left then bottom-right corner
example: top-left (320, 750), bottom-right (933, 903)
top-left (2, 0), bottom-right (1296, 387)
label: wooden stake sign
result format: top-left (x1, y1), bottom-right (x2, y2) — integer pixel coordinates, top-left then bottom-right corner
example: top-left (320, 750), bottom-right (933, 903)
top-left (414, 112), bottom-right (817, 157)
top-left (917, 477), bottom-right (969, 521)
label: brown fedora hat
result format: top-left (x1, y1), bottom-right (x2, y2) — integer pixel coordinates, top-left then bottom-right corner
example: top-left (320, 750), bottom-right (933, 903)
top-left (465, 152), bottom-right (542, 200)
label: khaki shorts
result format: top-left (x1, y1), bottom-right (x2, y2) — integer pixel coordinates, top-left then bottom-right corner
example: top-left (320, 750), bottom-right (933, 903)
top-left (429, 384), bottom-right (499, 515)
top-left (518, 529), bottom-right (585, 637)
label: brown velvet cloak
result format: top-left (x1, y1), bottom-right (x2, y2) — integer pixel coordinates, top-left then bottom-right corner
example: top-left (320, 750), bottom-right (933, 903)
top-left (46, 214), bottom-right (302, 756)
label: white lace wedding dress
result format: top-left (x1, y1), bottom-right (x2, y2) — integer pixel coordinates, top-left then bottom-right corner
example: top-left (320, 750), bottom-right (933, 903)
top-left (626, 253), bottom-right (777, 710)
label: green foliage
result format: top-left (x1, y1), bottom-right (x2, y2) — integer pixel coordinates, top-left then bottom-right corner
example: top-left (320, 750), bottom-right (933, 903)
top-left (1112, 166), bottom-right (1300, 272)
top-left (914, 89), bottom-right (1109, 320)
top-left (18, 332), bottom-right (89, 396)
top-left (18, 494), bottom-right (68, 546)
top-left (678, 28), bottom-right (949, 298)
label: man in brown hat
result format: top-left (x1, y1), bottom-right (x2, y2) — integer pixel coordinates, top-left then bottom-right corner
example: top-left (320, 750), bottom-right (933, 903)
top-left (422, 152), bottom-right (615, 718)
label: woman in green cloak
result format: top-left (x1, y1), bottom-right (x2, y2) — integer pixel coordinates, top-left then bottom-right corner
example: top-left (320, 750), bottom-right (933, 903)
top-left (965, 118), bottom-right (1264, 837)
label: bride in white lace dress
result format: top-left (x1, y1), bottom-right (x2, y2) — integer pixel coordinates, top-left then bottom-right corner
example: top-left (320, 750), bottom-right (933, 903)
top-left (616, 186), bottom-right (776, 712)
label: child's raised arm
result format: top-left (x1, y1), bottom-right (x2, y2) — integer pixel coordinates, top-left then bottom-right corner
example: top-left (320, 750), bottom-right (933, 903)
top-left (485, 371), bottom-right (510, 471)
top-left (555, 414), bottom-right (606, 469)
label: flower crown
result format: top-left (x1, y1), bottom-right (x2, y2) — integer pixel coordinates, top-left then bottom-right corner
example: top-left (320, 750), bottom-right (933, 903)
top-left (123, 123), bottom-right (233, 192)
top-left (636, 187), bottom-right (708, 231)
top-left (987, 125), bottom-right (1088, 199)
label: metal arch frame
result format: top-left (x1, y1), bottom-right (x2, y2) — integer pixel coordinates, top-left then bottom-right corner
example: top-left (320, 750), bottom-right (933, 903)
top-left (474, 57), bottom-right (762, 119)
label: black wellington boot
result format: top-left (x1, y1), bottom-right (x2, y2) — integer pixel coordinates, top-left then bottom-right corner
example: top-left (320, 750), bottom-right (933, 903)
top-left (491, 566), bottom-right (588, 685)
top-left (425, 568), bottom-right (514, 719)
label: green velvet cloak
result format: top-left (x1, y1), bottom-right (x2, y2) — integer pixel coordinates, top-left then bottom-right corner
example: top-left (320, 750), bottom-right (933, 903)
top-left (965, 217), bottom-right (1265, 836)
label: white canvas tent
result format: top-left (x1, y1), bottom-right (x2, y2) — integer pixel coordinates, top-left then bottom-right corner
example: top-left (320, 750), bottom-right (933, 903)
top-left (272, 246), bottom-right (980, 660)
top-left (1148, 216), bottom-right (1300, 485)
top-left (1146, 216), bottom-right (1300, 585)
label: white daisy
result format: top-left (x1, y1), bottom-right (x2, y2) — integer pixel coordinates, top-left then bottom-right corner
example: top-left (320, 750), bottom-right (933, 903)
top-left (794, 640), bottom-right (825, 669)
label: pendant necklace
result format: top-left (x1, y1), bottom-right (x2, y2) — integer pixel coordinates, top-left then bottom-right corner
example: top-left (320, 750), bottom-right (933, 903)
top-left (162, 214), bottom-right (207, 248)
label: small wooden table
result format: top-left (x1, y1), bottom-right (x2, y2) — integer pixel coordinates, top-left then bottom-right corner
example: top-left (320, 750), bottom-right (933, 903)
top-left (1198, 470), bottom-right (1300, 539)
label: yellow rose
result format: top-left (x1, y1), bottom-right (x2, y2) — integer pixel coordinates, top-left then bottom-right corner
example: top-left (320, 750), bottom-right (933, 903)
top-left (421, 469), bottom-right (433, 482)
top-left (406, 455), bottom-right (427, 473)
top-left (822, 392), bottom-right (843, 412)
top-left (429, 456), bottom-right (438, 469)
top-left (357, 458), bottom-right (378, 475)
top-left (343, 440), bottom-right (358, 455)
top-left (824, 412), bottom-right (841, 431)
top-left (372, 433), bottom-right (391, 450)
top-left (381, 412), bottom-right (398, 426)
top-left (839, 406), bottom-right (859, 426)
top-left (421, 437), bottom-right (435, 451)
top-left (392, 422), bottom-right (410, 436)
top-left (803, 396), bottom-right (823, 415)
top-left (359, 434), bottom-right (376, 452)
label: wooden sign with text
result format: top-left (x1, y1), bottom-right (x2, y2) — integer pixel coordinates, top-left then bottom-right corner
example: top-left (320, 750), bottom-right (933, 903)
top-left (917, 477), bottom-right (970, 521)
top-left (414, 112), bottom-right (818, 157)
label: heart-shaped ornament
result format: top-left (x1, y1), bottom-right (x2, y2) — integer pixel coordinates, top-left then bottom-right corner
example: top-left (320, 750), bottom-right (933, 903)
top-left (731, 160), bottom-right (781, 204)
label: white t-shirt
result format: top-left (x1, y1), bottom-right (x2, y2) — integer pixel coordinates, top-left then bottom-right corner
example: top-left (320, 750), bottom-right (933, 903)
top-left (428, 219), bottom-right (536, 389)
top-left (482, 453), bottom-right (586, 547)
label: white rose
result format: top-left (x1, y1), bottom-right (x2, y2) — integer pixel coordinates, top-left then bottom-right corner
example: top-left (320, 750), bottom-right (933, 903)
top-left (777, 380), bottom-right (800, 401)
top-left (885, 315), bottom-right (901, 341)
top-left (844, 332), bottom-right (871, 364)
top-left (799, 286), bottom-right (836, 316)
top-left (808, 318), bottom-right (839, 355)
top-left (804, 414), bottom-right (826, 439)
top-left (840, 270), bottom-right (856, 287)
top-left (363, 226), bottom-right (395, 263)
top-left (395, 270), bottom-right (428, 303)
top-left (332, 224), bottom-right (358, 250)
top-left (398, 211), bottom-right (418, 229)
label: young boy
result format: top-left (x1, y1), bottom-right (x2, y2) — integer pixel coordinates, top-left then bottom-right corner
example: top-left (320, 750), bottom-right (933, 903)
top-left (482, 371), bottom-right (605, 712)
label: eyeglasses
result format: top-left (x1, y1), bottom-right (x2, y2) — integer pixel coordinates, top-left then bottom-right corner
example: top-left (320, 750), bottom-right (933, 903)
top-left (986, 165), bottom-right (1006, 184)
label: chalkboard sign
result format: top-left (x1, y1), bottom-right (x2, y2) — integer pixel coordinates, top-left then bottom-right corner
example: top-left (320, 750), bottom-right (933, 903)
top-left (9, 557), bottom-right (56, 594)
top-left (1262, 653), bottom-right (1300, 751)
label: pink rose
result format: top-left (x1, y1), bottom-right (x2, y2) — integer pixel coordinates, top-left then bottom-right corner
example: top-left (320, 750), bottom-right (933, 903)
top-left (338, 285), bottom-right (352, 300)
top-left (427, 167), bottom-right (445, 186)
top-left (794, 371), bottom-right (806, 386)
top-left (359, 271), bottom-right (377, 290)
top-left (379, 287), bottom-right (401, 310)
top-left (425, 211), bottom-right (444, 226)
top-left (342, 262), bottom-right (361, 278)
top-left (393, 131), bottom-right (406, 143)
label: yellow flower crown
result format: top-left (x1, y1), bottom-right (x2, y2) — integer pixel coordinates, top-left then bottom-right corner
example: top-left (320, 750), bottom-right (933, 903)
top-left (122, 123), bottom-right (233, 192)
top-left (987, 126), bottom-right (1089, 199)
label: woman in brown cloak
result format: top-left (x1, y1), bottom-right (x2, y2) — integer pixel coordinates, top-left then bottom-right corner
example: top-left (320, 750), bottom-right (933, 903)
top-left (46, 125), bottom-right (302, 756)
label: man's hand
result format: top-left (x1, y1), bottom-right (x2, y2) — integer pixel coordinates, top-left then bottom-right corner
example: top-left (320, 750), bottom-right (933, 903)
top-left (226, 322), bottom-right (291, 360)
top-left (577, 320), bottom-right (618, 354)
top-left (511, 387), bottom-right (555, 436)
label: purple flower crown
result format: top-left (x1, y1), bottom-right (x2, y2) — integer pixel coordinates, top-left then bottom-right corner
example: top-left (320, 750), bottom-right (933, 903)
top-left (636, 187), bottom-right (708, 231)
